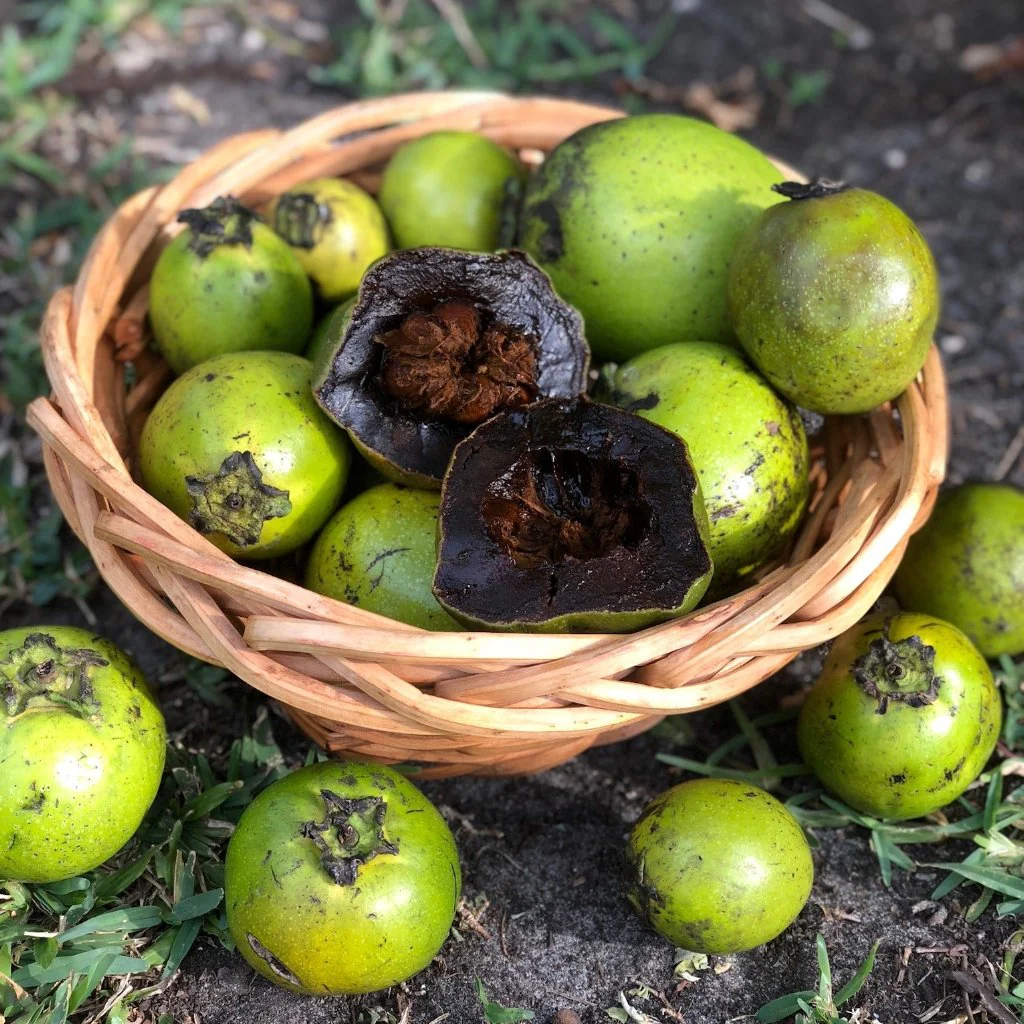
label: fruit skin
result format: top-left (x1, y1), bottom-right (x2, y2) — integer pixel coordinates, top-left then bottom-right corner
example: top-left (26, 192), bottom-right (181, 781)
top-left (225, 761), bottom-right (460, 995)
top-left (314, 248), bottom-right (589, 489)
top-left (518, 114), bottom-right (784, 361)
top-left (626, 778), bottom-right (813, 954)
top-left (433, 397), bottom-right (713, 633)
top-left (798, 612), bottom-right (1002, 821)
top-left (0, 627), bottom-right (166, 883)
top-left (149, 197), bottom-right (313, 375)
top-left (306, 484), bottom-right (459, 631)
top-left (728, 183), bottom-right (940, 414)
top-left (269, 178), bottom-right (390, 302)
top-left (893, 484), bottom-right (1024, 658)
top-left (306, 298), bottom-right (354, 368)
top-left (610, 342), bottom-right (809, 588)
top-left (379, 131), bottom-right (524, 252)
top-left (140, 351), bottom-right (350, 560)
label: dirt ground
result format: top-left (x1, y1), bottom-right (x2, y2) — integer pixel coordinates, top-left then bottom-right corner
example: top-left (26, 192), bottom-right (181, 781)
top-left (6, 0), bottom-right (1024, 1021)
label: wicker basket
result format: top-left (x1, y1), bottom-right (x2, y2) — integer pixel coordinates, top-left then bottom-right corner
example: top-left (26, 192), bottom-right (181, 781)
top-left (28, 91), bottom-right (948, 778)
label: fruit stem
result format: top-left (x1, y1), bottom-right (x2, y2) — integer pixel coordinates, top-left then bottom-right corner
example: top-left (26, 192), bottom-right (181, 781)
top-left (178, 195), bottom-right (258, 257)
top-left (772, 180), bottom-right (849, 201)
top-left (299, 789), bottom-right (398, 886)
top-left (0, 633), bottom-right (106, 718)
top-left (851, 625), bottom-right (941, 715)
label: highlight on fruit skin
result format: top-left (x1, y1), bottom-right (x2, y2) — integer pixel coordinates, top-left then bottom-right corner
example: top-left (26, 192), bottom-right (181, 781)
top-left (268, 177), bottom-right (390, 302)
top-left (432, 395), bottom-right (714, 633)
top-left (149, 195), bottom-right (313, 374)
top-left (728, 179), bottom-right (940, 414)
top-left (893, 483), bottom-right (1024, 658)
top-left (312, 247), bottom-right (590, 489)
top-left (797, 611), bottom-right (1002, 821)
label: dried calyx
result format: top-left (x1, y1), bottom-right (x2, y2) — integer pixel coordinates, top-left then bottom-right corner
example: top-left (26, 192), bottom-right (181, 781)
top-left (379, 300), bottom-right (538, 425)
top-left (313, 249), bottom-right (590, 487)
top-left (772, 179), bottom-right (850, 202)
top-left (0, 632), bottom-right (106, 718)
top-left (852, 623), bottom-right (941, 715)
top-left (272, 192), bottom-right (331, 249)
top-left (482, 448), bottom-right (649, 569)
top-left (178, 195), bottom-right (258, 257)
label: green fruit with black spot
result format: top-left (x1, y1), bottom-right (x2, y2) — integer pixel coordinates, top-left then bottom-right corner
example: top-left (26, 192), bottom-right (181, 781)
top-left (797, 612), bottom-right (1001, 821)
top-left (379, 131), bottom-right (524, 252)
top-left (0, 627), bottom-right (166, 883)
top-left (269, 178), bottom-right (390, 302)
top-left (306, 484), bottom-right (459, 631)
top-left (149, 196), bottom-right (313, 374)
top-left (626, 778), bottom-right (813, 954)
top-left (518, 114), bottom-right (785, 361)
top-left (728, 181), bottom-right (940, 414)
top-left (225, 761), bottom-right (460, 995)
top-left (893, 484), bottom-right (1024, 658)
top-left (140, 351), bottom-right (350, 560)
top-left (609, 342), bottom-right (809, 588)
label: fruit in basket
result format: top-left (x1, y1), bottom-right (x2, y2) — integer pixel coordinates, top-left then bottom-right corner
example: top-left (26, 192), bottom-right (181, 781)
top-left (728, 181), bottom-right (940, 414)
top-left (269, 178), bottom-right (390, 302)
top-left (140, 351), bottom-right (350, 560)
top-left (626, 778), bottom-right (813, 954)
top-left (608, 342), bottom-right (809, 588)
top-left (0, 627), bottom-right (166, 883)
top-left (893, 484), bottom-right (1024, 658)
top-left (517, 114), bottom-right (784, 361)
top-left (313, 248), bottom-right (590, 488)
top-left (306, 298), bottom-right (355, 367)
top-left (306, 483), bottom-right (459, 631)
top-left (225, 761), bottom-right (460, 995)
top-left (149, 196), bottom-right (313, 374)
top-left (797, 612), bottom-right (1001, 820)
top-left (378, 131), bottom-right (524, 252)
top-left (432, 396), bottom-right (713, 633)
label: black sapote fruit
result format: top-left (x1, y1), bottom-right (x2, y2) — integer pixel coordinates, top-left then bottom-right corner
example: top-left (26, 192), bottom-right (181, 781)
top-left (313, 248), bottom-right (590, 489)
top-left (432, 396), bottom-right (713, 633)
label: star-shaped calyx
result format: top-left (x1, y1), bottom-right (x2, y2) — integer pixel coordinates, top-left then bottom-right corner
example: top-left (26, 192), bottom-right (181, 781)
top-left (852, 623), bottom-right (942, 715)
top-left (300, 789), bottom-right (399, 887)
top-left (0, 632), bottom-right (106, 719)
top-left (185, 451), bottom-right (291, 548)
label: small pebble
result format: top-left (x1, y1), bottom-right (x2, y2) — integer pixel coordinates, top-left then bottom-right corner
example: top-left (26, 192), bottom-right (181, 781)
top-left (964, 159), bottom-right (993, 185)
top-left (940, 334), bottom-right (967, 355)
top-left (552, 1011), bottom-right (582, 1024)
top-left (884, 148), bottom-right (907, 170)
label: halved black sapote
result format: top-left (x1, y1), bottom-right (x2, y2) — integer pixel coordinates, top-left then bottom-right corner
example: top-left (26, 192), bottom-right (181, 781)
top-left (312, 248), bottom-right (590, 489)
top-left (433, 396), bottom-right (714, 633)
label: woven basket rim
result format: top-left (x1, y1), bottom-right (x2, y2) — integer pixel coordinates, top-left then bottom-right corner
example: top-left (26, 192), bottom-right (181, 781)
top-left (27, 90), bottom-right (948, 777)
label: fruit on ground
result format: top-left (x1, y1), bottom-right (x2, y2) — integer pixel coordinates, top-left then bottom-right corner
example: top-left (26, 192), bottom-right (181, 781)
top-left (626, 778), bottom-right (813, 954)
top-left (225, 761), bottom-right (460, 995)
top-left (306, 483), bottom-right (459, 631)
top-left (893, 483), bottom-right (1024, 658)
top-left (149, 196), bottom-right (313, 374)
top-left (314, 248), bottom-right (589, 488)
top-left (269, 178), bottom-right (390, 302)
top-left (140, 351), bottom-right (350, 560)
top-left (0, 627), bottom-right (166, 883)
top-left (798, 612), bottom-right (1002, 820)
top-left (433, 396), bottom-right (713, 633)
top-left (609, 342), bottom-right (809, 588)
top-left (517, 113), bottom-right (784, 361)
top-left (728, 181), bottom-right (940, 414)
top-left (378, 130), bottom-right (524, 252)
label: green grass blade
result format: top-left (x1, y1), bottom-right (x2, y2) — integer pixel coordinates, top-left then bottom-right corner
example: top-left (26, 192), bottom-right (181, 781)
top-left (834, 939), bottom-right (881, 1006)
top-left (756, 992), bottom-right (816, 1022)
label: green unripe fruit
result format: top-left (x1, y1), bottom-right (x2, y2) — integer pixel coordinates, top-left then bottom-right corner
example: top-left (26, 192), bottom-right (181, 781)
top-left (0, 627), bottom-right (166, 883)
top-left (306, 484), bottom-right (459, 631)
top-left (610, 343), bottom-right (809, 587)
top-left (728, 181), bottom-right (940, 414)
top-left (519, 114), bottom-right (784, 361)
top-left (140, 351), bottom-right (350, 560)
top-left (379, 131), bottom-right (524, 252)
top-left (626, 778), bottom-right (813, 954)
top-left (149, 196), bottom-right (313, 374)
top-left (798, 613), bottom-right (1002, 820)
top-left (893, 484), bottom-right (1024, 657)
top-left (269, 178), bottom-right (390, 302)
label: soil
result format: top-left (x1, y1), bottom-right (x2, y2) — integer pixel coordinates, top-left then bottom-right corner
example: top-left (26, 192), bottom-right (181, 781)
top-left (8, 0), bottom-right (1024, 1021)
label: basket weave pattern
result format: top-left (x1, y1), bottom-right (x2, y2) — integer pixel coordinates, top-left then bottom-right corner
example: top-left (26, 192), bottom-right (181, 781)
top-left (28, 92), bottom-right (948, 777)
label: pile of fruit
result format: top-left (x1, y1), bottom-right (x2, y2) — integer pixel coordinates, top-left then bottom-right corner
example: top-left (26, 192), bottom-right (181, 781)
top-left (4, 112), bottom-right (1023, 1002)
